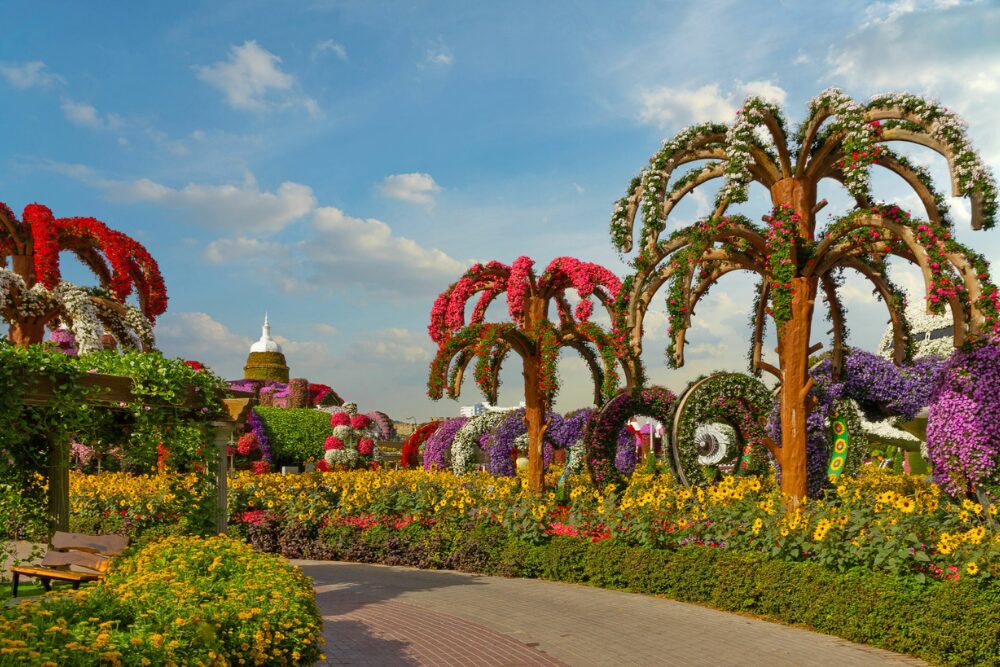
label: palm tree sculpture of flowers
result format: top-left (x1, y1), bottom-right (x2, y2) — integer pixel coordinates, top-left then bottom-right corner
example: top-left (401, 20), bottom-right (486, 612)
top-left (609, 89), bottom-right (999, 501)
top-left (427, 256), bottom-right (635, 494)
top-left (0, 201), bottom-right (166, 352)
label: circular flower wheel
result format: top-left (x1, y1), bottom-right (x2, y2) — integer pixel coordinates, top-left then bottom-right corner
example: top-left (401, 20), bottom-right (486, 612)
top-left (585, 385), bottom-right (677, 490)
top-left (669, 372), bottom-right (774, 488)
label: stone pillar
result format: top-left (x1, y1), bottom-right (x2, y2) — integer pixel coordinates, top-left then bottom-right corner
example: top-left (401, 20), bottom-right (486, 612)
top-left (211, 421), bottom-right (234, 534)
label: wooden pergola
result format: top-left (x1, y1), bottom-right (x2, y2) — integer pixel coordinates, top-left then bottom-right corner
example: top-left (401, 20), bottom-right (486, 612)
top-left (23, 373), bottom-right (255, 535)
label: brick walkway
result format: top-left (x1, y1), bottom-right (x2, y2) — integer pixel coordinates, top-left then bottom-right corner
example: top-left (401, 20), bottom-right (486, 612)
top-left (295, 561), bottom-right (925, 667)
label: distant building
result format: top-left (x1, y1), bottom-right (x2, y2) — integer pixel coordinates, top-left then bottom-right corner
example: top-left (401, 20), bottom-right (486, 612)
top-left (459, 401), bottom-right (524, 418)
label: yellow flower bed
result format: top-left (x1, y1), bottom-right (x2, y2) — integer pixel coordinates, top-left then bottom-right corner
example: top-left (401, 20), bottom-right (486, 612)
top-left (0, 535), bottom-right (323, 666)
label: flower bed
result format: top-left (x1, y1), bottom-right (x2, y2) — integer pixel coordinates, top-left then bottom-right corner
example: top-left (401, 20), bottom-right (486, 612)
top-left (0, 535), bottom-right (323, 666)
top-left (69, 471), bottom-right (215, 543)
top-left (219, 468), bottom-right (1000, 583)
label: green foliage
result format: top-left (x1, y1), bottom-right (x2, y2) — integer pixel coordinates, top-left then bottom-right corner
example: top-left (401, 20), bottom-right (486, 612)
top-left (78, 350), bottom-right (228, 471)
top-left (254, 407), bottom-right (331, 465)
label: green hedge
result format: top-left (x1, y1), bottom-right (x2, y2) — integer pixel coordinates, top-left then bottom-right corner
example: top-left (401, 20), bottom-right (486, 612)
top-left (254, 407), bottom-right (330, 465)
top-left (278, 522), bottom-right (1000, 666)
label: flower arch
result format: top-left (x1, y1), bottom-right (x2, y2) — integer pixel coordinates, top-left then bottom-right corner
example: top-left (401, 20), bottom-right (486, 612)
top-left (584, 386), bottom-right (676, 489)
top-left (0, 202), bottom-right (166, 351)
top-left (401, 421), bottom-right (442, 469)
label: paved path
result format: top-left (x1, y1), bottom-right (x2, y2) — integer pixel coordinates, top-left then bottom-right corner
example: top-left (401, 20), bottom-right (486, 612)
top-left (294, 561), bottom-right (925, 667)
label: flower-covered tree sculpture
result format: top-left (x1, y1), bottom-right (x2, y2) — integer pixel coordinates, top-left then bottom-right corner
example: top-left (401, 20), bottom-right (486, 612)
top-left (428, 256), bottom-right (633, 494)
top-left (0, 202), bottom-right (166, 351)
top-left (610, 89), bottom-right (998, 500)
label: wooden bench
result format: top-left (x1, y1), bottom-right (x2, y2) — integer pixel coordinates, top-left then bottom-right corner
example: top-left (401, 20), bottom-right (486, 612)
top-left (9, 532), bottom-right (129, 597)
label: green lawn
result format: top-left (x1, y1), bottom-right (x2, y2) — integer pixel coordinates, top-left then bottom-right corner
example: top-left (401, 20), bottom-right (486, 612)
top-left (1, 580), bottom-right (70, 602)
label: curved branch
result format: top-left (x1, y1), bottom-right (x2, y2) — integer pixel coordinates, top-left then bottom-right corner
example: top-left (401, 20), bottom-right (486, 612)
top-left (819, 273), bottom-right (847, 378)
top-left (838, 258), bottom-right (911, 364)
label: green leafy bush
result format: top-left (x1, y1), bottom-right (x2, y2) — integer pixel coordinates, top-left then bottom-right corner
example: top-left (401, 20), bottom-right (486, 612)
top-left (254, 407), bottom-right (331, 465)
top-left (0, 535), bottom-right (324, 666)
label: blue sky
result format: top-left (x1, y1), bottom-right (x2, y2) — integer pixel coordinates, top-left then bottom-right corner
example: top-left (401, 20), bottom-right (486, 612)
top-left (2, 0), bottom-right (998, 419)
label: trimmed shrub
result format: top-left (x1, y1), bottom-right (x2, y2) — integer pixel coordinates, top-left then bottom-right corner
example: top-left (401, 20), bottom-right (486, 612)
top-left (254, 407), bottom-right (331, 465)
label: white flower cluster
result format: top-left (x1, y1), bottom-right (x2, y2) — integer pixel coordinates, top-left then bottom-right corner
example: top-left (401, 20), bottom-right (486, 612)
top-left (876, 299), bottom-right (954, 360)
top-left (450, 410), bottom-right (507, 474)
top-left (54, 281), bottom-right (103, 354)
top-left (804, 88), bottom-right (873, 200)
top-left (869, 93), bottom-right (997, 220)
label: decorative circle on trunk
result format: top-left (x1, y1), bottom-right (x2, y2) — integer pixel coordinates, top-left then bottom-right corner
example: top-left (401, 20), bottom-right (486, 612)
top-left (694, 423), bottom-right (734, 465)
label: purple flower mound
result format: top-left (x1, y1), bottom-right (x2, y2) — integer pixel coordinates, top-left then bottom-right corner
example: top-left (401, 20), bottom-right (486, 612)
top-left (927, 343), bottom-right (1000, 496)
top-left (548, 408), bottom-right (594, 449)
top-left (614, 427), bottom-right (637, 475)
top-left (247, 409), bottom-right (273, 464)
top-left (486, 409), bottom-right (563, 477)
top-left (770, 349), bottom-right (945, 497)
top-left (423, 417), bottom-right (467, 470)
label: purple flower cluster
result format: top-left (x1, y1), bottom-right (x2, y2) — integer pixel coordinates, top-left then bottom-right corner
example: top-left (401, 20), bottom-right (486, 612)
top-left (927, 343), bottom-right (1000, 496)
top-left (247, 408), bottom-right (273, 464)
top-left (485, 408), bottom-right (563, 477)
top-left (423, 417), bottom-right (467, 470)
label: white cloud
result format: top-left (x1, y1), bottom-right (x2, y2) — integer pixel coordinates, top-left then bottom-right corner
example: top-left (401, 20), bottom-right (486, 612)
top-left (637, 80), bottom-right (786, 128)
top-left (313, 39), bottom-right (347, 61)
top-left (424, 45), bottom-right (453, 67)
top-left (353, 328), bottom-right (432, 363)
top-left (313, 323), bottom-right (338, 336)
top-left (196, 40), bottom-right (319, 115)
top-left (60, 166), bottom-right (316, 234)
top-left (61, 99), bottom-right (123, 130)
top-left (0, 61), bottom-right (63, 89)
top-left (378, 172), bottom-right (442, 206)
top-left (793, 51), bottom-right (811, 66)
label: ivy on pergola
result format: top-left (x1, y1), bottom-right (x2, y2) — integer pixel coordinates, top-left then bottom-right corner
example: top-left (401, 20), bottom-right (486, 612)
top-left (427, 256), bottom-right (633, 493)
top-left (609, 89), bottom-right (999, 500)
top-left (0, 201), bottom-right (167, 352)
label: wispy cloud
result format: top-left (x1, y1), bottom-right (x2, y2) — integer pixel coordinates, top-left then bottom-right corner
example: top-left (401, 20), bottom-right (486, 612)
top-left (378, 172), bottom-right (442, 206)
top-left (0, 61), bottom-right (64, 89)
top-left (60, 99), bottom-right (124, 130)
top-left (195, 40), bottom-right (319, 116)
top-left (637, 80), bottom-right (786, 129)
top-left (312, 39), bottom-right (347, 61)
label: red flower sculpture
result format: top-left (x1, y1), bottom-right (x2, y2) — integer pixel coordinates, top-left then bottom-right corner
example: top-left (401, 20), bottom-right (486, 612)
top-left (0, 200), bottom-right (168, 349)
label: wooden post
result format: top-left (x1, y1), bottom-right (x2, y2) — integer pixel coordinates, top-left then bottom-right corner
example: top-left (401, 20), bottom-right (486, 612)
top-left (45, 434), bottom-right (69, 533)
top-left (211, 421), bottom-right (233, 534)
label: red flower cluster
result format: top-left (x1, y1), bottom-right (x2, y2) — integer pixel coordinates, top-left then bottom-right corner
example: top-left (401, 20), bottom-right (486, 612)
top-left (324, 436), bottom-right (344, 451)
top-left (236, 433), bottom-right (258, 456)
top-left (350, 414), bottom-right (372, 430)
top-left (330, 412), bottom-right (350, 427)
top-left (251, 460), bottom-right (270, 475)
top-left (357, 437), bottom-right (374, 457)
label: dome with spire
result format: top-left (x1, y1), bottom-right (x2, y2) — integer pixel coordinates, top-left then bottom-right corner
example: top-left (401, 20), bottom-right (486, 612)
top-left (250, 313), bottom-right (283, 353)
top-left (244, 313), bottom-right (289, 382)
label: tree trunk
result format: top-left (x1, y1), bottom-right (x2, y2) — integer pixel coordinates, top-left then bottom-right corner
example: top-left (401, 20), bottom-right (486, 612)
top-left (771, 178), bottom-right (817, 501)
top-left (8, 254), bottom-right (48, 346)
top-left (523, 294), bottom-right (548, 495)
top-left (776, 277), bottom-right (817, 500)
